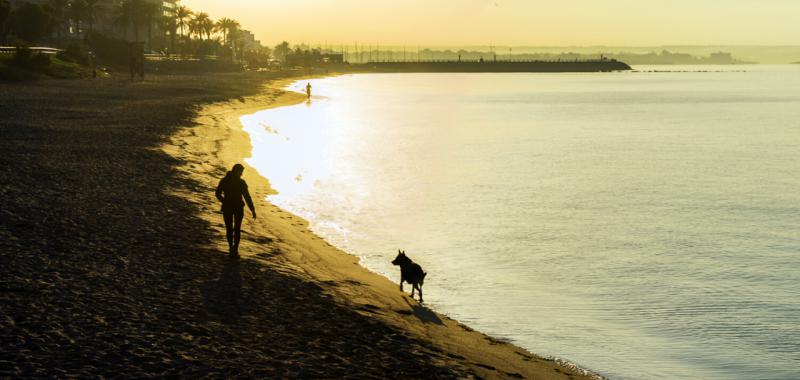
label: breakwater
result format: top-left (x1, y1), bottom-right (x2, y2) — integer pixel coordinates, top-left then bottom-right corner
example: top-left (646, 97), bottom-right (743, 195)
top-left (353, 59), bottom-right (631, 72)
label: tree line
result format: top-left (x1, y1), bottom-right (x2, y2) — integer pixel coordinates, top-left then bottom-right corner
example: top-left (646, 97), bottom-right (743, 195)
top-left (0, 0), bottom-right (273, 64)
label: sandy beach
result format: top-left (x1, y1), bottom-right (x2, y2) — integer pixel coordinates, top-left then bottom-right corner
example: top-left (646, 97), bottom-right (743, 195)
top-left (1, 72), bottom-right (598, 379)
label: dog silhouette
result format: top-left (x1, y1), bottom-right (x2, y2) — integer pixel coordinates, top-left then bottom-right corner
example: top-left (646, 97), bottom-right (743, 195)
top-left (391, 250), bottom-right (427, 302)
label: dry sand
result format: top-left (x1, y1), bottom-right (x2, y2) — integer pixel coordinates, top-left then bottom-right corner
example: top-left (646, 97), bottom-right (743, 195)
top-left (0, 72), bottom-right (600, 379)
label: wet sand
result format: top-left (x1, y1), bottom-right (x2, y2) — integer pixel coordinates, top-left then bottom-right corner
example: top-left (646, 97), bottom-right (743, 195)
top-left (0, 72), bottom-right (599, 379)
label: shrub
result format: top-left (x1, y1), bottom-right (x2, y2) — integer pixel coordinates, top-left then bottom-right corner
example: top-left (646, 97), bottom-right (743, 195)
top-left (0, 59), bottom-right (39, 80)
top-left (30, 52), bottom-right (50, 68)
top-left (58, 42), bottom-right (90, 65)
top-left (11, 46), bottom-right (32, 64)
top-left (11, 47), bottom-right (50, 69)
top-left (12, 2), bottom-right (50, 44)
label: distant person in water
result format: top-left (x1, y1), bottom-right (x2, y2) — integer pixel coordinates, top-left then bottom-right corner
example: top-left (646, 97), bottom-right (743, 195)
top-left (306, 82), bottom-right (312, 99)
top-left (215, 164), bottom-right (256, 256)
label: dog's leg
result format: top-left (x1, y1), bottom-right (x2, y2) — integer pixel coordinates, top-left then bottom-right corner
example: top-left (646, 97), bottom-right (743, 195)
top-left (399, 276), bottom-right (404, 292)
top-left (410, 283), bottom-right (415, 298)
top-left (418, 285), bottom-right (423, 303)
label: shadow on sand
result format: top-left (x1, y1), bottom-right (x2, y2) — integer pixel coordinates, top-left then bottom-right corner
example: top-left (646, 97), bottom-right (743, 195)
top-left (201, 257), bottom-right (252, 323)
top-left (404, 298), bottom-right (444, 325)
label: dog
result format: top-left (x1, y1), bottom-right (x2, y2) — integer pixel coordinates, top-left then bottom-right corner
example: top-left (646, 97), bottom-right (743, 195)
top-left (391, 250), bottom-right (427, 302)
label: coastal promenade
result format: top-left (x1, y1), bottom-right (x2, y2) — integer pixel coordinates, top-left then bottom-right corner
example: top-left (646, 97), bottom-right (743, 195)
top-left (0, 72), bottom-right (597, 379)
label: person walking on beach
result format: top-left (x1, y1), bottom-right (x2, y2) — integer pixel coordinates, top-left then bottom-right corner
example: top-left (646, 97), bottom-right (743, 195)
top-left (215, 164), bottom-right (256, 256)
top-left (306, 82), bottom-right (312, 99)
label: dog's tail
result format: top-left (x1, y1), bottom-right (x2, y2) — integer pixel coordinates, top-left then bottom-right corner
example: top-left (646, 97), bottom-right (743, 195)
top-left (421, 271), bottom-right (427, 285)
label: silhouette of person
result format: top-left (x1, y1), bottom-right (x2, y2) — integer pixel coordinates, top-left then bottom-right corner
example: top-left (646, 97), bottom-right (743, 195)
top-left (306, 82), bottom-right (312, 99)
top-left (215, 164), bottom-right (256, 256)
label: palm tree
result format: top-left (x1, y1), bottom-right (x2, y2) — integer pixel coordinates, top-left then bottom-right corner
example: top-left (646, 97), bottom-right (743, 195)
top-left (174, 5), bottom-right (191, 38)
top-left (140, 1), bottom-right (159, 48)
top-left (172, 5), bottom-right (191, 55)
top-left (192, 12), bottom-right (212, 41)
top-left (214, 17), bottom-right (239, 47)
top-left (213, 18), bottom-right (224, 44)
top-left (188, 16), bottom-right (202, 41)
top-left (202, 18), bottom-right (215, 42)
top-left (13, 2), bottom-right (52, 44)
top-left (84, 0), bottom-right (102, 35)
top-left (46, 0), bottom-right (69, 45)
top-left (114, 0), bottom-right (150, 42)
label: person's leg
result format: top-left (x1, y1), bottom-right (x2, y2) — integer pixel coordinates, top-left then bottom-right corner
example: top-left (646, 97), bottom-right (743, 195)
top-left (232, 208), bottom-right (244, 255)
top-left (223, 208), bottom-right (234, 254)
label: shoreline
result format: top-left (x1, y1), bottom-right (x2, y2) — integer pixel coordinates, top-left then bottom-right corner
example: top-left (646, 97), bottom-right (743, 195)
top-left (163, 73), bottom-right (604, 379)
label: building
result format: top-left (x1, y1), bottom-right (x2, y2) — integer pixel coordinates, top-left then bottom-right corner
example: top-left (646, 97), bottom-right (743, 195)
top-left (77, 0), bottom-right (180, 43)
top-left (161, 0), bottom-right (178, 17)
top-left (4, 0), bottom-right (182, 50)
top-left (237, 29), bottom-right (261, 51)
top-left (99, 0), bottom-right (180, 49)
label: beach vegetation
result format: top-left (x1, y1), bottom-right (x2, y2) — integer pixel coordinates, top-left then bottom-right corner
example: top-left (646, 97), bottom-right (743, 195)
top-left (57, 41), bottom-right (90, 65)
top-left (1, 0), bottom-right (273, 73)
top-left (83, 0), bottom-right (101, 35)
top-left (190, 12), bottom-right (213, 42)
top-left (11, 47), bottom-right (50, 68)
top-left (1, 47), bottom-right (89, 80)
top-left (273, 41), bottom-right (291, 61)
top-left (113, 0), bottom-right (144, 43)
top-left (0, 52), bottom-right (36, 79)
top-left (187, 13), bottom-right (202, 42)
top-left (173, 5), bottom-right (192, 51)
top-left (11, 2), bottom-right (51, 44)
top-left (0, 0), bottom-right (10, 43)
top-left (45, 0), bottom-right (68, 44)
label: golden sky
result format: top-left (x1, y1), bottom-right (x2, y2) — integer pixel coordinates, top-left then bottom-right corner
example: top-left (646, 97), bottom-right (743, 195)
top-left (182, 0), bottom-right (800, 47)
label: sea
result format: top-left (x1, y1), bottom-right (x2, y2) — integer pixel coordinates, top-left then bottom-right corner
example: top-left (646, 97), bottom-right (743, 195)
top-left (240, 65), bottom-right (800, 380)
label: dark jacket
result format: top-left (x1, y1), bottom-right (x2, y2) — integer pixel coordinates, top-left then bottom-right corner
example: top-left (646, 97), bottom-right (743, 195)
top-left (215, 172), bottom-right (255, 212)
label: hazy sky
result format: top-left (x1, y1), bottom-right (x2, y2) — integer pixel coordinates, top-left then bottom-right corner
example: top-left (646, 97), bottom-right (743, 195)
top-left (183, 0), bottom-right (800, 47)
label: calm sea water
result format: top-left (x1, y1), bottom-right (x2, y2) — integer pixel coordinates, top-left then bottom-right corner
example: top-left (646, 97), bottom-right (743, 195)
top-left (241, 66), bottom-right (800, 380)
